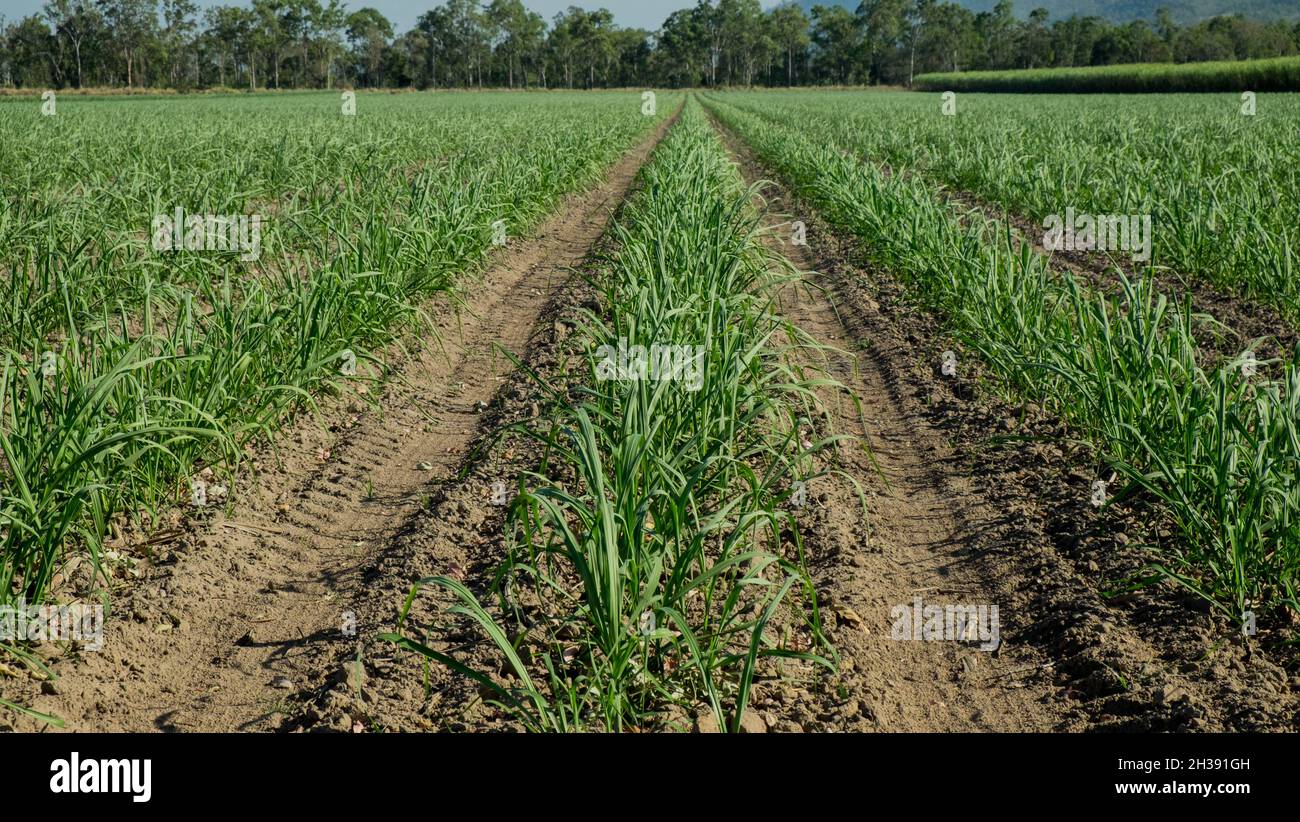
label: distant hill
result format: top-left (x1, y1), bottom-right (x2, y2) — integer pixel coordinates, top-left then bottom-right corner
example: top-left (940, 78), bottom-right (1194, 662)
top-left (791, 0), bottom-right (1300, 24)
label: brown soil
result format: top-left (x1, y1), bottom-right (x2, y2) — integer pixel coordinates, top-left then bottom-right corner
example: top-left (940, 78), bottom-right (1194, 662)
top-left (1, 115), bottom-right (674, 733)
top-left (712, 112), bottom-right (1300, 732)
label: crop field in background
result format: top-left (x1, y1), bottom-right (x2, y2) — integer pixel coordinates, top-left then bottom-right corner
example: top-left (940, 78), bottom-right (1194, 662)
top-left (0, 87), bottom-right (1296, 736)
top-left (915, 56), bottom-right (1300, 94)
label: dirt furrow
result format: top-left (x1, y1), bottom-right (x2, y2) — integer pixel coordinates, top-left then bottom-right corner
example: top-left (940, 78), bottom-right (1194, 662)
top-left (778, 256), bottom-right (1066, 730)
top-left (6, 116), bottom-right (673, 733)
top-left (716, 125), bottom-right (1063, 731)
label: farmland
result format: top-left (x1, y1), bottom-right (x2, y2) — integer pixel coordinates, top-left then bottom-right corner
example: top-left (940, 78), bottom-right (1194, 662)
top-left (0, 90), bottom-right (672, 723)
top-left (1, 88), bottom-right (1297, 735)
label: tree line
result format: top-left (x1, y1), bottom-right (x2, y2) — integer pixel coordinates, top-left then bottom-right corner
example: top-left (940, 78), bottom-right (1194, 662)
top-left (4, 0), bottom-right (1300, 91)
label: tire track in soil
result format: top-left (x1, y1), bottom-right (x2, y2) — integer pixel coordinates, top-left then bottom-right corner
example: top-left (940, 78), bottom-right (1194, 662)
top-left (711, 120), bottom-right (1064, 732)
top-left (7, 115), bottom-right (675, 733)
top-left (292, 251), bottom-right (605, 733)
top-left (711, 111), bottom-right (1300, 733)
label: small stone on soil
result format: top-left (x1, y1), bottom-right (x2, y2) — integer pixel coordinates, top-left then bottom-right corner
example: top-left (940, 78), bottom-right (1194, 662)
top-left (695, 712), bottom-right (721, 733)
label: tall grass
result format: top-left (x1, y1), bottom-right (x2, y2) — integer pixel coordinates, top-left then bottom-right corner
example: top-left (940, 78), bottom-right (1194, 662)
top-left (706, 95), bottom-right (1300, 626)
top-left (385, 98), bottom-right (842, 732)
top-left (916, 56), bottom-right (1300, 93)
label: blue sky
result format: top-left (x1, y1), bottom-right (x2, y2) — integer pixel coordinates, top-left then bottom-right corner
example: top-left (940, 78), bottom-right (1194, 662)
top-left (0, 1), bottom-right (709, 33)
